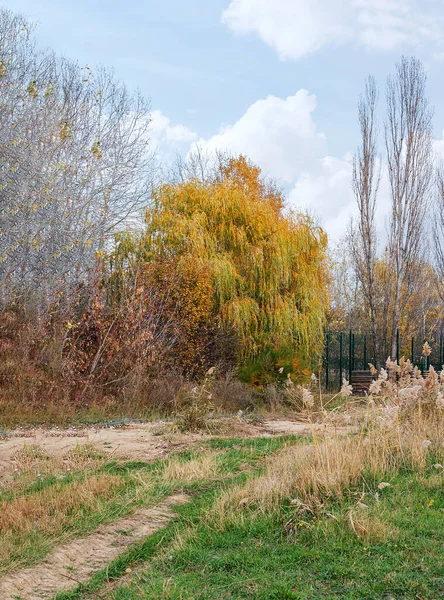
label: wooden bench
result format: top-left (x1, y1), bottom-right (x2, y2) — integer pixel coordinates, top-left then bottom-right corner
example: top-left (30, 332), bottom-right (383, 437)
top-left (351, 370), bottom-right (374, 395)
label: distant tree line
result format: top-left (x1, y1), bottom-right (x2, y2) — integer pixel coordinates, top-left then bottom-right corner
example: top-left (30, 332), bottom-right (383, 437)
top-left (3, 5), bottom-right (444, 419)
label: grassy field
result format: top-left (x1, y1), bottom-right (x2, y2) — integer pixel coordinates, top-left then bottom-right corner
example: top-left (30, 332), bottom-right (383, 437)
top-left (1, 418), bottom-right (443, 600)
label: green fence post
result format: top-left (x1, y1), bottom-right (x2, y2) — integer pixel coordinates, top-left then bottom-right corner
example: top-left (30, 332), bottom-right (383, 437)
top-left (353, 332), bottom-right (355, 371)
top-left (411, 336), bottom-right (414, 366)
top-left (440, 334), bottom-right (443, 368)
top-left (396, 328), bottom-right (400, 364)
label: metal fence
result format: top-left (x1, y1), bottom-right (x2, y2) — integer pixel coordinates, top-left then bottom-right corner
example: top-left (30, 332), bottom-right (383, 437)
top-left (324, 329), bottom-right (444, 391)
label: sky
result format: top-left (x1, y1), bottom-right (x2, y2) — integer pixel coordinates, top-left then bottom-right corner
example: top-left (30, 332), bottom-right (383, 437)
top-left (3, 0), bottom-right (444, 240)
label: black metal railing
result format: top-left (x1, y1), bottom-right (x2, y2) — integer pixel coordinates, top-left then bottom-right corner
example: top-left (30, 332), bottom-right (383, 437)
top-left (324, 329), bottom-right (444, 391)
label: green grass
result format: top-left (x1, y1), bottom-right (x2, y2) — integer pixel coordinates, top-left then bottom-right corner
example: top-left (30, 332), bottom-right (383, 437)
top-left (2, 435), bottom-right (443, 600)
top-left (2, 437), bottom-right (292, 578)
top-left (150, 474), bottom-right (442, 600)
top-left (54, 448), bottom-right (443, 600)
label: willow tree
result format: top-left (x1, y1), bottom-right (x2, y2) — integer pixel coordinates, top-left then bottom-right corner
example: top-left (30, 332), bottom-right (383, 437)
top-left (129, 155), bottom-right (328, 380)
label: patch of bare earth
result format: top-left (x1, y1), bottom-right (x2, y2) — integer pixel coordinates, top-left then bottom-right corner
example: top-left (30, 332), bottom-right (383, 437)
top-left (0, 418), bottom-right (352, 476)
top-left (262, 419), bottom-right (352, 436)
top-left (262, 420), bottom-right (312, 435)
top-left (0, 423), bottom-right (209, 474)
top-left (0, 494), bottom-right (188, 600)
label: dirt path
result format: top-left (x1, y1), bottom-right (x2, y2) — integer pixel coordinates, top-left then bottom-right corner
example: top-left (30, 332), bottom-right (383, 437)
top-left (262, 419), bottom-right (352, 436)
top-left (262, 420), bottom-right (313, 435)
top-left (0, 422), bottom-right (208, 472)
top-left (0, 418), bottom-right (348, 474)
top-left (0, 418), bottom-right (352, 598)
top-left (0, 494), bottom-right (188, 600)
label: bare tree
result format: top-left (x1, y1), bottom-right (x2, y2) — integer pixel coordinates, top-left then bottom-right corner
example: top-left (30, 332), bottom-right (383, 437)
top-left (0, 9), bottom-right (154, 307)
top-left (166, 146), bottom-right (217, 184)
top-left (385, 56), bottom-right (433, 357)
top-left (433, 162), bottom-right (444, 304)
top-left (350, 76), bottom-right (381, 363)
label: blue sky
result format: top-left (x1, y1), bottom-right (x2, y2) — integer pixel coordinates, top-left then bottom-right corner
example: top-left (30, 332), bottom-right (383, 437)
top-left (3, 0), bottom-right (444, 239)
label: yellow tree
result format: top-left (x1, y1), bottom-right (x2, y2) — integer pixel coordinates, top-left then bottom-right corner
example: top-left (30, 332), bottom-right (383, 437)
top-left (112, 156), bottom-right (329, 381)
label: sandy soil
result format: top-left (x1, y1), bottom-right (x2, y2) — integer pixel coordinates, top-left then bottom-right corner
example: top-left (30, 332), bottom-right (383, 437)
top-left (0, 418), bottom-right (348, 473)
top-left (0, 422), bottom-right (207, 472)
top-left (263, 419), bottom-right (352, 436)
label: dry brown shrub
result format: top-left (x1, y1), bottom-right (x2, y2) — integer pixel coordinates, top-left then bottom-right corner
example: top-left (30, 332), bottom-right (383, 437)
top-left (0, 270), bottom-right (181, 425)
top-left (137, 369), bottom-right (186, 412)
top-left (210, 373), bottom-right (255, 411)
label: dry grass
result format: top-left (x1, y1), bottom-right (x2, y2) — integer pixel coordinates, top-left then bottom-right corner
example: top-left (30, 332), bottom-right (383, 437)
top-left (0, 474), bottom-right (123, 534)
top-left (210, 416), bottom-right (266, 437)
top-left (284, 502), bottom-right (396, 543)
top-left (1, 443), bottom-right (108, 497)
top-left (345, 510), bottom-right (396, 543)
top-left (162, 453), bottom-right (219, 484)
top-left (12, 442), bottom-right (106, 470)
top-left (0, 395), bottom-right (156, 428)
top-left (168, 523), bottom-right (198, 553)
top-left (209, 410), bottom-right (443, 529)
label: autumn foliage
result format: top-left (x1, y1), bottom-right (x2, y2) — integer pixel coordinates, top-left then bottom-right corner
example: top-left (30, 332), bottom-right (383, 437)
top-left (110, 155), bottom-right (329, 383)
top-left (0, 9), bottom-right (332, 420)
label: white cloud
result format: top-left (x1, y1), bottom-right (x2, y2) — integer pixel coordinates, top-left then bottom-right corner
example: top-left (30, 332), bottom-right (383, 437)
top-left (288, 155), bottom-right (355, 239)
top-left (189, 89), bottom-right (400, 243)
top-left (150, 109), bottom-right (197, 162)
top-left (287, 155), bottom-right (394, 243)
top-left (222, 0), bottom-right (443, 60)
top-left (192, 90), bottom-right (325, 183)
top-left (156, 95), bottom-right (444, 244)
top-left (192, 89), bottom-right (353, 239)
